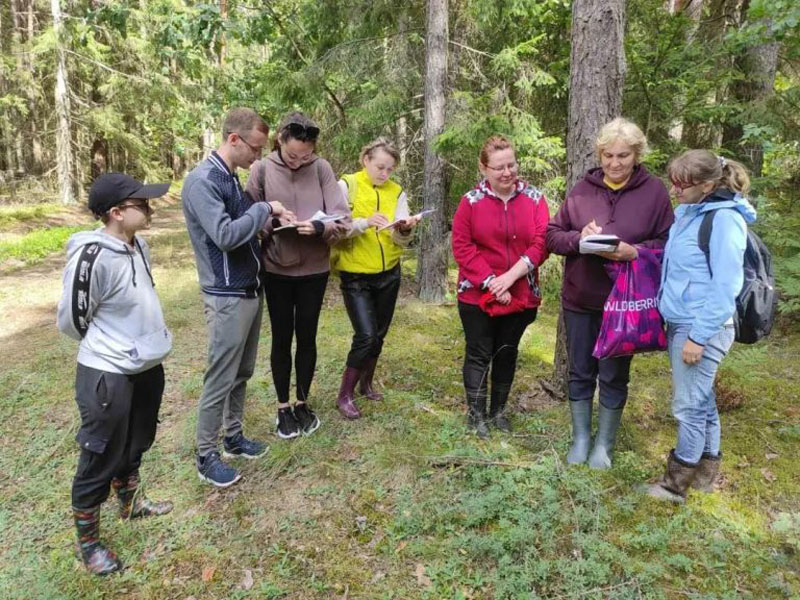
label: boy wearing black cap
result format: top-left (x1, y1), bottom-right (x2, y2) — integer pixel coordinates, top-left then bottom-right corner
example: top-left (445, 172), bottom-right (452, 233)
top-left (57, 172), bottom-right (174, 576)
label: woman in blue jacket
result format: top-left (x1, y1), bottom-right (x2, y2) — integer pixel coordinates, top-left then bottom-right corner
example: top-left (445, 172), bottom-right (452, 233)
top-left (645, 150), bottom-right (755, 503)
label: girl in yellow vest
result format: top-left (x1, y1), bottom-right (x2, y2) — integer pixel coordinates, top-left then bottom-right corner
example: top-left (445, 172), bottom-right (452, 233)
top-left (334, 138), bottom-right (421, 419)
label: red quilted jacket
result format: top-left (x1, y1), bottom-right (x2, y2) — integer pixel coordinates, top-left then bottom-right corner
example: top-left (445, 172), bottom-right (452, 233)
top-left (452, 179), bottom-right (550, 308)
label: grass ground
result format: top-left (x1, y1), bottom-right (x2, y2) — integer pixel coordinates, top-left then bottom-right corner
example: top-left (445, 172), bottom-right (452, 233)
top-left (0, 197), bottom-right (798, 599)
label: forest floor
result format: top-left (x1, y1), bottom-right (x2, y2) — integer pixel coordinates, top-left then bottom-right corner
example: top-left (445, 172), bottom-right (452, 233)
top-left (0, 197), bottom-right (798, 599)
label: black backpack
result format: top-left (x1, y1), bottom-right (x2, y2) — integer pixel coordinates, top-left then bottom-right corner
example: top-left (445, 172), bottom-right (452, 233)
top-left (698, 208), bottom-right (777, 344)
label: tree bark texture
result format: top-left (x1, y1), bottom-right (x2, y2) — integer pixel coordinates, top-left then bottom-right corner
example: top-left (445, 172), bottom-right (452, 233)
top-left (721, 0), bottom-right (779, 176)
top-left (553, 0), bottom-right (627, 399)
top-left (565, 0), bottom-right (627, 192)
top-left (51, 0), bottom-right (75, 204)
top-left (416, 0), bottom-right (449, 303)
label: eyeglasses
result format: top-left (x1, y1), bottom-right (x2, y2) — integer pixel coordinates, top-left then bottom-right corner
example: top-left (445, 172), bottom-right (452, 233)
top-left (670, 180), bottom-right (697, 191)
top-left (117, 201), bottom-right (152, 215)
top-left (484, 162), bottom-right (518, 173)
top-left (237, 134), bottom-right (264, 155)
top-left (284, 122), bottom-right (320, 142)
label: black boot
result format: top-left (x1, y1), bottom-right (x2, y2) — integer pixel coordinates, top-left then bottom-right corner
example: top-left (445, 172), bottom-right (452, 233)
top-left (112, 472), bottom-right (174, 520)
top-left (466, 389), bottom-right (490, 439)
top-left (691, 452), bottom-right (721, 493)
top-left (642, 450), bottom-right (699, 504)
top-left (489, 383), bottom-right (512, 432)
top-left (588, 404), bottom-right (623, 469)
top-left (73, 505), bottom-right (122, 576)
top-left (566, 399), bottom-right (592, 465)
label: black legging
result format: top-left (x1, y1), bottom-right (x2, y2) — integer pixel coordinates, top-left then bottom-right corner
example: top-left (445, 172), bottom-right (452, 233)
top-left (264, 272), bottom-right (329, 404)
top-left (340, 265), bottom-right (401, 368)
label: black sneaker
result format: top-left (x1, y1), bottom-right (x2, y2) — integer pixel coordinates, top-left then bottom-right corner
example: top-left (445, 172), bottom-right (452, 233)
top-left (276, 407), bottom-right (300, 440)
top-left (222, 432), bottom-right (268, 460)
top-left (294, 403), bottom-right (321, 436)
top-left (196, 451), bottom-right (242, 488)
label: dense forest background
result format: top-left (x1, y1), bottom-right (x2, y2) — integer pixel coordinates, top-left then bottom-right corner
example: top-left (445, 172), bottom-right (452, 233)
top-left (1, 0), bottom-right (799, 315)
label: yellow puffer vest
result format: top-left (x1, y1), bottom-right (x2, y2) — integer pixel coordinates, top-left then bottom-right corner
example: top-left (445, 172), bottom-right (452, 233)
top-left (333, 169), bottom-right (405, 274)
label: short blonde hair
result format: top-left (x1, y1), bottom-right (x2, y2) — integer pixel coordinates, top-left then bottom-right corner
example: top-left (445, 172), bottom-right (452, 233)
top-left (360, 137), bottom-right (400, 164)
top-left (594, 118), bottom-right (649, 161)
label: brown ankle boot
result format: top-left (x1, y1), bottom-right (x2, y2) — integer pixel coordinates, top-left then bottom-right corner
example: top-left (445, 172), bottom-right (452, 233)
top-left (359, 357), bottom-right (383, 401)
top-left (691, 452), bottom-right (721, 492)
top-left (73, 505), bottom-right (122, 576)
top-left (642, 450), bottom-right (698, 504)
top-left (112, 472), bottom-right (173, 520)
top-left (337, 366), bottom-right (362, 419)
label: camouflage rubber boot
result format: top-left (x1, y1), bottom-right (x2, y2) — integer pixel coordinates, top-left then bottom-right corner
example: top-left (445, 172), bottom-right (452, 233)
top-left (73, 505), bottom-right (122, 576)
top-left (112, 472), bottom-right (174, 520)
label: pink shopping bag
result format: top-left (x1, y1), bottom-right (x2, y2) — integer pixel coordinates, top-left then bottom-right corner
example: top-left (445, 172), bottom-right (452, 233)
top-left (592, 247), bottom-right (667, 359)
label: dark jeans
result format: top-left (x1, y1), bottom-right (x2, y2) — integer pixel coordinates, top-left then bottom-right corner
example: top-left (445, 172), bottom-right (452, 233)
top-left (340, 265), bottom-right (401, 368)
top-left (72, 363), bottom-right (164, 509)
top-left (458, 302), bottom-right (537, 406)
top-left (264, 272), bottom-right (329, 404)
top-left (563, 308), bottom-right (632, 409)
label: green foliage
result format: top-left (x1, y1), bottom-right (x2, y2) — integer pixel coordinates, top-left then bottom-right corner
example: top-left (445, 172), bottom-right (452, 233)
top-left (0, 225), bottom-right (90, 265)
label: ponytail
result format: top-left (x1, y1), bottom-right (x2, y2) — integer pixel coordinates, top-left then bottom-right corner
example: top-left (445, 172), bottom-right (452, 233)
top-left (719, 157), bottom-right (750, 195)
top-left (667, 149), bottom-right (751, 195)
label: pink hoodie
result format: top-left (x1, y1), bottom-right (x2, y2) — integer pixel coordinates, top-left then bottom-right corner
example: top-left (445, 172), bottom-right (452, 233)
top-left (246, 151), bottom-right (352, 277)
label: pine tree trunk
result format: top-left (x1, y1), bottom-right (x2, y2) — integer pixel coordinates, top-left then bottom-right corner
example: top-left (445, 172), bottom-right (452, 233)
top-left (721, 0), bottom-right (779, 176)
top-left (51, 0), bottom-right (75, 204)
top-left (552, 0), bottom-right (627, 399)
top-left (416, 0), bottom-right (449, 303)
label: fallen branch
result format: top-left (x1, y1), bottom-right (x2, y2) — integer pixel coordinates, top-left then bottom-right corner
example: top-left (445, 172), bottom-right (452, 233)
top-left (427, 455), bottom-right (538, 469)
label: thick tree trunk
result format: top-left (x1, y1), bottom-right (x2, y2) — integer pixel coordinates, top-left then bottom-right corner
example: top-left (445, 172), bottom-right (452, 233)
top-left (552, 0), bottom-right (627, 399)
top-left (416, 0), bottom-right (449, 303)
top-left (667, 0), bottom-right (704, 141)
top-left (51, 0), bottom-right (76, 203)
top-left (721, 1), bottom-right (779, 176)
top-left (565, 0), bottom-right (626, 191)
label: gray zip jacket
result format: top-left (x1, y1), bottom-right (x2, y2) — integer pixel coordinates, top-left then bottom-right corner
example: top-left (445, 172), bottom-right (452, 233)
top-left (57, 230), bottom-right (172, 374)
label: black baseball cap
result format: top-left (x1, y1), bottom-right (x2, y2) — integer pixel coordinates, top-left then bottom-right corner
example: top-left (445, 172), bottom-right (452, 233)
top-left (88, 172), bottom-right (170, 216)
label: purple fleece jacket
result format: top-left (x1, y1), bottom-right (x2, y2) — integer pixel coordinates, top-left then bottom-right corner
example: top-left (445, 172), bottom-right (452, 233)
top-left (546, 165), bottom-right (673, 313)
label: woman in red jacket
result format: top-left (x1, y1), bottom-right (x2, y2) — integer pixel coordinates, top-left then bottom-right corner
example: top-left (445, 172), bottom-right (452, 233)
top-left (452, 135), bottom-right (550, 438)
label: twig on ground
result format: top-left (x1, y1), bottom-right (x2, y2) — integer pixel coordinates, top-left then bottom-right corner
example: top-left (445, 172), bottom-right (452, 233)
top-left (427, 455), bottom-right (534, 469)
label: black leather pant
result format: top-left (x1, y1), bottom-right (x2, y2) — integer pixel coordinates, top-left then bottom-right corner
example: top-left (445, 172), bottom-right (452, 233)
top-left (340, 265), bottom-right (401, 369)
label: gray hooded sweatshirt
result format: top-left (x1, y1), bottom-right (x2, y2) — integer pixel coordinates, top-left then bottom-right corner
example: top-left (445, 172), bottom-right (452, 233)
top-left (57, 230), bottom-right (172, 374)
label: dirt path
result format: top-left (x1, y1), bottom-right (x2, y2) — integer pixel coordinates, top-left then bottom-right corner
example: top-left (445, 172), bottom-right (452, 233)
top-left (0, 195), bottom-right (185, 354)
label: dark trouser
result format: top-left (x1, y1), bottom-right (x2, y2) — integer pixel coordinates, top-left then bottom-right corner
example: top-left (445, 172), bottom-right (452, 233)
top-left (72, 363), bottom-right (164, 509)
top-left (563, 308), bottom-right (632, 409)
top-left (458, 302), bottom-right (537, 406)
top-left (264, 272), bottom-right (329, 404)
top-left (340, 265), bottom-right (401, 368)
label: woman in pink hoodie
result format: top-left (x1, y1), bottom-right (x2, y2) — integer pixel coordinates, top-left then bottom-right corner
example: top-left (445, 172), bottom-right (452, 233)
top-left (451, 135), bottom-right (550, 439)
top-left (246, 112), bottom-right (351, 440)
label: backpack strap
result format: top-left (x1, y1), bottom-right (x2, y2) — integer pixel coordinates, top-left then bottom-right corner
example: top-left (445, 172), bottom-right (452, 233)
top-left (697, 210), bottom-right (717, 276)
top-left (71, 243), bottom-right (101, 338)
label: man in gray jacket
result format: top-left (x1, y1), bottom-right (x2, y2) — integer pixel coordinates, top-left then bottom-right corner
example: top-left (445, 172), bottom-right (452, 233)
top-left (182, 108), bottom-right (292, 487)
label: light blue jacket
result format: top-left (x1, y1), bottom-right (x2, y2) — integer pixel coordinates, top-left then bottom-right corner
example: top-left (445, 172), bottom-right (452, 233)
top-left (658, 188), bottom-right (756, 345)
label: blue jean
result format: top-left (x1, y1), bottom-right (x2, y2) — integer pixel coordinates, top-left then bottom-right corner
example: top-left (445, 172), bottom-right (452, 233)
top-left (667, 322), bottom-right (735, 464)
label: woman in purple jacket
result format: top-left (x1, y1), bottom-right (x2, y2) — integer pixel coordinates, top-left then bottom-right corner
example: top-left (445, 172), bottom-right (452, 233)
top-left (546, 118), bottom-right (673, 469)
